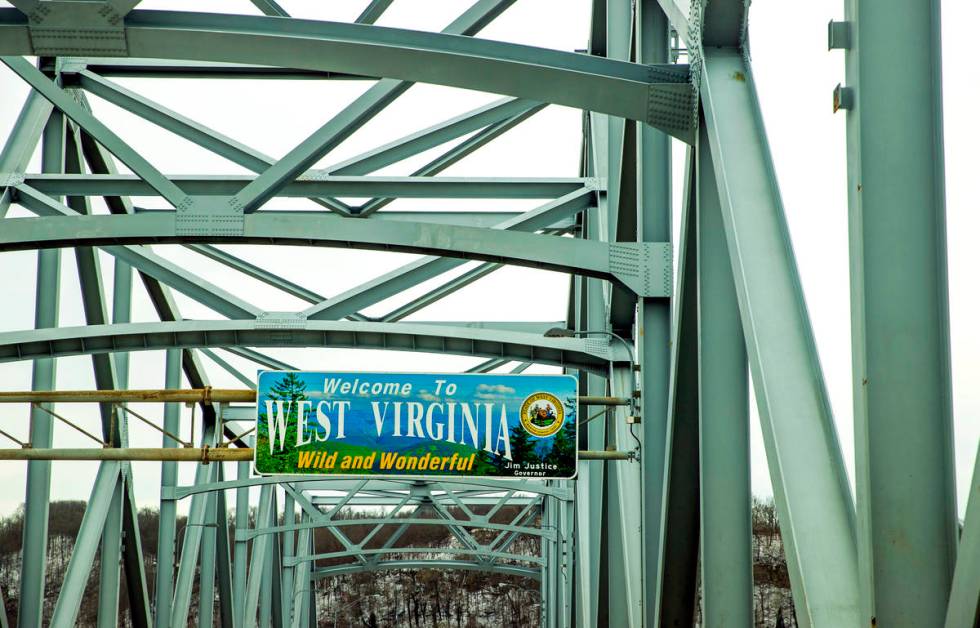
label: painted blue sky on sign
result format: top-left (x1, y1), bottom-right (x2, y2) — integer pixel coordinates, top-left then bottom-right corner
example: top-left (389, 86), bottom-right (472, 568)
top-left (256, 371), bottom-right (578, 456)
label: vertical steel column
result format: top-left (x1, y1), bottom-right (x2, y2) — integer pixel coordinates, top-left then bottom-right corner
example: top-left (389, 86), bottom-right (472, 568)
top-left (244, 484), bottom-right (275, 627)
top-left (268, 490), bottom-right (284, 628)
top-left (111, 255), bottom-right (135, 628)
top-left (557, 487), bottom-right (575, 628)
top-left (153, 349), bottom-right (181, 628)
top-left (62, 117), bottom-right (128, 628)
top-left (97, 476), bottom-right (124, 628)
top-left (841, 0), bottom-right (958, 624)
top-left (112, 239), bottom-right (150, 628)
top-left (575, 166), bottom-right (609, 627)
top-left (281, 490), bottom-right (295, 628)
top-left (234, 450), bottom-right (252, 613)
top-left (290, 518), bottom-right (312, 628)
top-left (636, 3), bottom-right (673, 626)
top-left (198, 489), bottom-right (219, 628)
top-left (259, 490), bottom-right (275, 628)
top-left (655, 156), bottom-right (701, 626)
top-left (214, 470), bottom-right (236, 628)
top-left (541, 494), bottom-right (556, 628)
top-left (17, 104), bottom-right (63, 628)
top-left (697, 125), bottom-right (753, 626)
top-left (607, 364), bottom-right (643, 627)
top-left (171, 437), bottom-right (220, 626)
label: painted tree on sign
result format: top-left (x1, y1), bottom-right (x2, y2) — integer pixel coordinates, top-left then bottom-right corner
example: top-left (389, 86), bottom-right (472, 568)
top-left (256, 372), bottom-right (308, 473)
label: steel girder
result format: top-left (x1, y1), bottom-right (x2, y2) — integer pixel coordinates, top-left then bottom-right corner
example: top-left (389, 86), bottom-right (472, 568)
top-left (0, 319), bottom-right (625, 375)
top-left (0, 9), bottom-right (695, 140)
top-left (840, 0), bottom-right (959, 625)
top-left (0, 211), bottom-right (670, 297)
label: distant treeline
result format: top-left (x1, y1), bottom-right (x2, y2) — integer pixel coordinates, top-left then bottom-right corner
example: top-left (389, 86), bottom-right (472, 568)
top-left (0, 498), bottom-right (794, 627)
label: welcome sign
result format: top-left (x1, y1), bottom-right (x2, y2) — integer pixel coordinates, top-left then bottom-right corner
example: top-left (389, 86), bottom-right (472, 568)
top-left (254, 371), bottom-right (578, 479)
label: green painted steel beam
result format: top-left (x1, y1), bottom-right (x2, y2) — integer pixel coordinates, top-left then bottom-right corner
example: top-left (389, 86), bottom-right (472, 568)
top-left (356, 0), bottom-right (393, 25)
top-left (171, 475), bottom-right (571, 500)
top-left (0, 88), bottom-right (51, 180)
top-left (0, 9), bottom-right (694, 139)
top-left (606, 366), bottom-right (643, 627)
top-left (700, 0), bottom-right (747, 48)
top-left (282, 546), bottom-right (543, 568)
top-left (16, 109), bottom-right (63, 628)
top-left (944, 445), bottom-right (980, 628)
top-left (64, 125), bottom-right (130, 628)
top-left (55, 57), bottom-right (372, 79)
top-left (170, 428), bottom-right (220, 627)
top-left (153, 350), bottom-right (182, 628)
top-left (635, 5), bottom-right (675, 627)
top-left (655, 150), bottom-right (701, 626)
top-left (0, 319), bottom-right (624, 374)
top-left (0, 205), bottom-right (669, 297)
top-left (308, 495), bottom-right (539, 506)
top-left (49, 462), bottom-right (123, 627)
top-left (242, 484), bottom-right (274, 628)
top-left (17, 173), bottom-right (591, 198)
top-left (697, 123), bottom-right (753, 627)
top-left (701, 48), bottom-right (860, 627)
top-left (842, 0), bottom-right (958, 624)
top-left (311, 560), bottom-right (541, 581)
top-left (321, 97), bottom-right (540, 176)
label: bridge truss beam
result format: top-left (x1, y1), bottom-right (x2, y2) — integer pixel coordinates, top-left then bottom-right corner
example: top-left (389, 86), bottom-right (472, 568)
top-left (0, 0), bottom-right (965, 626)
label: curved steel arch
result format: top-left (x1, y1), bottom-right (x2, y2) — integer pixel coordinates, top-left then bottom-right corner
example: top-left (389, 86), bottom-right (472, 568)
top-left (284, 546), bottom-right (544, 568)
top-left (0, 320), bottom-right (622, 374)
top-left (0, 211), bottom-right (668, 297)
top-left (312, 560), bottom-right (541, 582)
top-left (0, 8), bottom-right (694, 139)
top-left (240, 517), bottom-right (550, 542)
top-left (173, 475), bottom-right (573, 501)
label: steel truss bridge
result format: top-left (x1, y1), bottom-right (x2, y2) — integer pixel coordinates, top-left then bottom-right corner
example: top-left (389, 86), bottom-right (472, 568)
top-left (0, 0), bottom-right (976, 627)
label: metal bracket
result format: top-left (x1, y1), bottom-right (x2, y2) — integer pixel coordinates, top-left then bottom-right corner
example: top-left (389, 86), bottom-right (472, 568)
top-left (647, 82), bottom-right (696, 145)
top-left (833, 84), bottom-right (854, 113)
top-left (828, 20), bottom-right (852, 50)
top-left (174, 198), bottom-right (247, 236)
top-left (609, 242), bottom-right (672, 298)
top-left (582, 176), bottom-right (605, 191)
top-left (255, 312), bottom-right (309, 331)
top-left (0, 172), bottom-right (26, 188)
top-left (57, 57), bottom-right (89, 75)
top-left (26, 1), bottom-right (128, 57)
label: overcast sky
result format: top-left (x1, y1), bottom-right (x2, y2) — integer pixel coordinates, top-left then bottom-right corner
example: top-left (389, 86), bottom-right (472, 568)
top-left (0, 0), bottom-right (977, 519)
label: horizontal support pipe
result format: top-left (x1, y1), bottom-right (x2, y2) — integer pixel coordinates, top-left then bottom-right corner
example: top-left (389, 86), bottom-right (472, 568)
top-left (579, 450), bottom-right (633, 460)
top-left (0, 448), bottom-right (248, 462)
top-left (579, 396), bottom-right (630, 406)
top-left (0, 447), bottom-right (633, 462)
top-left (0, 388), bottom-right (255, 404)
top-left (0, 389), bottom-right (630, 406)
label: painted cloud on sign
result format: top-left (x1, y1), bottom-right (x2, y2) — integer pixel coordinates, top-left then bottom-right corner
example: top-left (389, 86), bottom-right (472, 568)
top-left (475, 384), bottom-right (517, 399)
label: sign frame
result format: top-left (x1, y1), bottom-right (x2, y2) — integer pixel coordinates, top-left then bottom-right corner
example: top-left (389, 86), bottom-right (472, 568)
top-left (253, 370), bottom-right (579, 480)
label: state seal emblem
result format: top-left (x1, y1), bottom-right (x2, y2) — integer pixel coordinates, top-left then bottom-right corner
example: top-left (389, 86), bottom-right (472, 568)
top-left (519, 392), bottom-right (565, 437)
